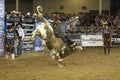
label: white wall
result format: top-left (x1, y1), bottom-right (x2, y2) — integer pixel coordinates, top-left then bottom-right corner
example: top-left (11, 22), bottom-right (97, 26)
top-left (33, 0), bottom-right (110, 15)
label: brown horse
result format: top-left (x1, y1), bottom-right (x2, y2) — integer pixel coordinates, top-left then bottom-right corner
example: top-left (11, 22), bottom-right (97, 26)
top-left (31, 6), bottom-right (83, 67)
top-left (32, 16), bottom-right (66, 67)
top-left (32, 15), bottom-right (83, 67)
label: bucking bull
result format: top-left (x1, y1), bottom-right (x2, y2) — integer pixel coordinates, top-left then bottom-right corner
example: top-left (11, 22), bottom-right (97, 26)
top-left (31, 6), bottom-right (83, 67)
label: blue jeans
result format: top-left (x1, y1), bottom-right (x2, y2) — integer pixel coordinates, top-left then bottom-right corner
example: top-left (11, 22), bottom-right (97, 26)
top-left (104, 41), bottom-right (110, 55)
top-left (17, 40), bottom-right (23, 56)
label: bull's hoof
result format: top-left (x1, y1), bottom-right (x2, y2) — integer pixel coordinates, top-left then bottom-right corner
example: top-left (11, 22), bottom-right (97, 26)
top-left (75, 46), bottom-right (83, 50)
top-left (72, 47), bottom-right (75, 50)
top-left (51, 55), bottom-right (55, 60)
top-left (70, 42), bottom-right (77, 47)
top-left (58, 63), bottom-right (65, 68)
top-left (80, 47), bottom-right (83, 50)
top-left (50, 54), bottom-right (55, 60)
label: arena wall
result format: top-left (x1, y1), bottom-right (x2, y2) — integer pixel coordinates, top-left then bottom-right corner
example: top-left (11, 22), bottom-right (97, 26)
top-left (5, 0), bottom-right (33, 13)
top-left (33, 0), bottom-right (110, 15)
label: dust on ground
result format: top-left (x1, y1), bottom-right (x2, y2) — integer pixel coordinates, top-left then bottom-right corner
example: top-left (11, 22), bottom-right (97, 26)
top-left (0, 47), bottom-right (120, 80)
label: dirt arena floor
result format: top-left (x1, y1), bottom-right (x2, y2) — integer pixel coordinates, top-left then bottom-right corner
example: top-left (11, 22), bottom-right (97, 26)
top-left (0, 47), bottom-right (120, 80)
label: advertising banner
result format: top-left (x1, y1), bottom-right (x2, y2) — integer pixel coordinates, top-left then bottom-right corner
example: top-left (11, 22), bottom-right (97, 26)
top-left (112, 35), bottom-right (120, 46)
top-left (34, 21), bottom-right (43, 51)
top-left (81, 35), bottom-right (103, 47)
top-left (0, 0), bottom-right (4, 56)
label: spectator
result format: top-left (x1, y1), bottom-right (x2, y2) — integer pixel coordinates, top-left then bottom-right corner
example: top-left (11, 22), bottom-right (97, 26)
top-left (102, 25), bottom-right (112, 55)
top-left (100, 17), bottom-right (108, 27)
top-left (16, 23), bottom-right (25, 56)
top-left (3, 25), bottom-right (18, 61)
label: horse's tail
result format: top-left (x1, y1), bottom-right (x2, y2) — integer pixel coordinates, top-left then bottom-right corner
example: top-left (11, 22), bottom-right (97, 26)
top-left (36, 5), bottom-right (43, 15)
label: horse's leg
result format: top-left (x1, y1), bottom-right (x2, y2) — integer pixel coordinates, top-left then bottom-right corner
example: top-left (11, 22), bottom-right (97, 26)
top-left (58, 52), bottom-right (64, 68)
top-left (57, 47), bottom-right (68, 68)
top-left (49, 50), bottom-right (64, 67)
top-left (49, 50), bottom-right (56, 59)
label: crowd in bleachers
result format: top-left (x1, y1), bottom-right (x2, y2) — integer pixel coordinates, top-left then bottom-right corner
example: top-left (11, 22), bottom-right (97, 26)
top-left (5, 10), bottom-right (120, 35)
top-left (51, 12), bottom-right (120, 35)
